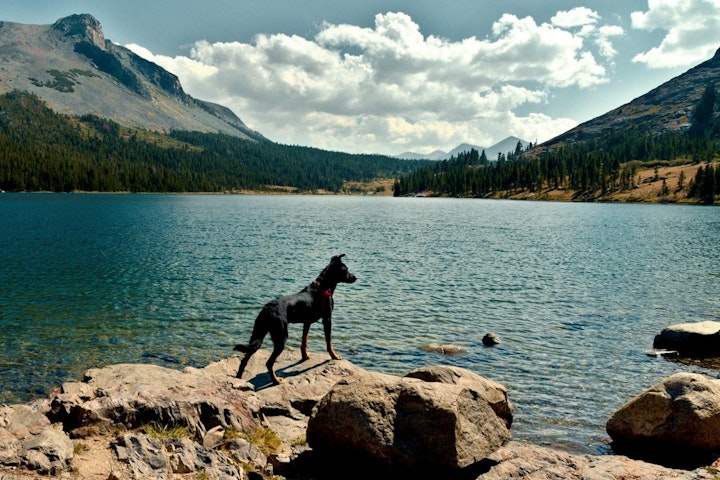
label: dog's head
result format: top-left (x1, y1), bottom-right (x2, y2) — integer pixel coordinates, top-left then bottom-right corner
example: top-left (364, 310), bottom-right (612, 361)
top-left (328, 254), bottom-right (357, 284)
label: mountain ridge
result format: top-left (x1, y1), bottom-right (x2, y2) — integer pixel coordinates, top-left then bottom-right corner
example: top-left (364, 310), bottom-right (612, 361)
top-left (543, 47), bottom-right (720, 147)
top-left (398, 136), bottom-right (528, 161)
top-left (0, 14), bottom-right (263, 141)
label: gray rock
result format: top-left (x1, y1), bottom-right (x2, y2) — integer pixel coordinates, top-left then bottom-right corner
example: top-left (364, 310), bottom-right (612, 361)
top-left (114, 433), bottom-right (244, 479)
top-left (0, 429), bottom-right (20, 465)
top-left (653, 321), bottom-right (720, 356)
top-left (405, 365), bottom-right (513, 428)
top-left (225, 438), bottom-right (267, 470)
top-left (0, 405), bottom-right (50, 439)
top-left (114, 433), bottom-right (168, 479)
top-left (168, 438), bottom-right (202, 474)
top-left (477, 441), bottom-right (708, 479)
top-left (607, 372), bottom-right (720, 465)
top-left (482, 333), bottom-right (501, 346)
top-left (19, 427), bottom-right (74, 475)
top-left (307, 368), bottom-right (511, 470)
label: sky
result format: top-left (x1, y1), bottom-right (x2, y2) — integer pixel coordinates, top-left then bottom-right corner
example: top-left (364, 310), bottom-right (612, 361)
top-left (3, 1), bottom-right (720, 155)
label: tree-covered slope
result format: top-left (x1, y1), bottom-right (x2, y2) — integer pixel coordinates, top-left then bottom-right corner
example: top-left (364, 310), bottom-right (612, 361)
top-left (0, 91), bottom-right (428, 193)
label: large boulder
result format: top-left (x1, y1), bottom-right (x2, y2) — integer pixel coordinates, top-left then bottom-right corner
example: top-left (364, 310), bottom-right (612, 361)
top-left (607, 373), bottom-right (720, 466)
top-left (48, 362), bottom-right (258, 439)
top-left (405, 365), bottom-right (513, 428)
top-left (306, 367), bottom-right (512, 471)
top-left (653, 321), bottom-right (720, 356)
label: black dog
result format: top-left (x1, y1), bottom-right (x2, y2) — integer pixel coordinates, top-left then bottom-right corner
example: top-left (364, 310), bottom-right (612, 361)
top-left (234, 254), bottom-right (357, 385)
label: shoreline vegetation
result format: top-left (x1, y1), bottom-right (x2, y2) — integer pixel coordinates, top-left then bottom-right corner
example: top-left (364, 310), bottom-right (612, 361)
top-left (7, 164), bottom-right (716, 205)
top-left (423, 162), bottom-right (719, 204)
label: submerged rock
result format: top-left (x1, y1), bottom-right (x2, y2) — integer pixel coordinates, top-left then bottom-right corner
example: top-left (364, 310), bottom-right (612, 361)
top-left (418, 343), bottom-right (467, 355)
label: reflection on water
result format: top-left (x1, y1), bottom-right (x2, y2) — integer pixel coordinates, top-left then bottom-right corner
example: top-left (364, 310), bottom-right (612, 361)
top-left (1, 194), bottom-right (719, 454)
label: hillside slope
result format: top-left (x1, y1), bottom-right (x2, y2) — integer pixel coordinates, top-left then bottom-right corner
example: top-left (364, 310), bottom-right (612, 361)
top-left (545, 48), bottom-right (720, 146)
top-left (0, 14), bottom-right (263, 141)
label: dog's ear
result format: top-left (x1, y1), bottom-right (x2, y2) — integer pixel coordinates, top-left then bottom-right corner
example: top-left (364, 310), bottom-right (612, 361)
top-left (331, 254), bottom-right (346, 263)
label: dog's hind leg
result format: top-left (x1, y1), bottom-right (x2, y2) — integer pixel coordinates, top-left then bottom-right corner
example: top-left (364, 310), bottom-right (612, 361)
top-left (234, 317), bottom-right (269, 379)
top-left (235, 340), bottom-right (260, 380)
top-left (266, 324), bottom-right (288, 385)
top-left (300, 322), bottom-right (311, 360)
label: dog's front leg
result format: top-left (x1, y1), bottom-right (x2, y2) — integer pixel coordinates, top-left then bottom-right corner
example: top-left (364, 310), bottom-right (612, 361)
top-left (300, 322), bottom-right (311, 360)
top-left (322, 316), bottom-right (342, 360)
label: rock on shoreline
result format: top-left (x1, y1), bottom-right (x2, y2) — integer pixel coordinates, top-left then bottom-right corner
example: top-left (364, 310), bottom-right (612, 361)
top-left (0, 349), bottom-right (716, 479)
top-left (653, 321), bottom-right (720, 357)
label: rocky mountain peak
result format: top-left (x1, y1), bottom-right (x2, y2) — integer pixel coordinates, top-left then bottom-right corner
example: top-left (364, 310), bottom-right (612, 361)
top-left (51, 14), bottom-right (105, 50)
top-left (0, 14), bottom-right (262, 141)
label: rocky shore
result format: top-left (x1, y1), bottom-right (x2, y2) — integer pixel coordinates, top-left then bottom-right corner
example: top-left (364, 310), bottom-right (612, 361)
top-left (1, 348), bottom-right (719, 479)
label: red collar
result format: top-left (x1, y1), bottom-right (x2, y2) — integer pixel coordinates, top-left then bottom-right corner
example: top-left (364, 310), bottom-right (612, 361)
top-left (311, 281), bottom-right (333, 297)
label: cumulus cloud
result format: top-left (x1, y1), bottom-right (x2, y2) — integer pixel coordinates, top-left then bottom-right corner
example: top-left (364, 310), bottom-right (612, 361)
top-left (127, 10), bottom-right (620, 154)
top-left (631, 0), bottom-right (720, 68)
top-left (595, 25), bottom-right (624, 59)
top-left (551, 7), bottom-right (600, 28)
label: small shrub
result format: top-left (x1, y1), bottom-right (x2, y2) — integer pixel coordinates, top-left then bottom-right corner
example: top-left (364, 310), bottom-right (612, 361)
top-left (73, 441), bottom-right (88, 454)
top-left (291, 436), bottom-right (307, 447)
top-left (140, 422), bottom-right (192, 440)
top-left (238, 427), bottom-right (281, 457)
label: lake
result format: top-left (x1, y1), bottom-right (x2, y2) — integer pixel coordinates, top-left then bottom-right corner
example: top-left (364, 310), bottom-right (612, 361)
top-left (1, 193), bottom-right (718, 454)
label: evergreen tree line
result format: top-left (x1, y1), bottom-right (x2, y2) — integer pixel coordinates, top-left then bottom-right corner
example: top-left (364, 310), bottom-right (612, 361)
top-left (394, 83), bottom-right (720, 204)
top-left (393, 131), bottom-right (719, 202)
top-left (0, 91), bottom-right (429, 193)
top-left (689, 163), bottom-right (720, 204)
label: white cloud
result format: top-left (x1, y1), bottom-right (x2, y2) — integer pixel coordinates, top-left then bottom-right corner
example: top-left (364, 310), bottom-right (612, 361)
top-left (127, 11), bottom-right (620, 154)
top-left (551, 7), bottom-right (600, 28)
top-left (595, 25), bottom-right (624, 59)
top-left (631, 0), bottom-right (720, 68)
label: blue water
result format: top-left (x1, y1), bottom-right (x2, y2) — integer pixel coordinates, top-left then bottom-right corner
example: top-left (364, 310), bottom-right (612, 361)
top-left (1, 194), bottom-right (719, 454)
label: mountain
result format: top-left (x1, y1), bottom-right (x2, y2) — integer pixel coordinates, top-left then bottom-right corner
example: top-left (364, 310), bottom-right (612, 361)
top-left (481, 136), bottom-right (529, 160)
top-left (543, 47), bottom-right (720, 148)
top-left (396, 149), bottom-right (450, 161)
top-left (398, 137), bottom-right (528, 161)
top-left (0, 14), bottom-right (263, 141)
